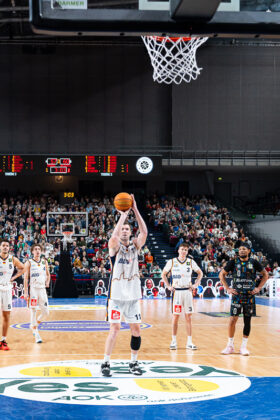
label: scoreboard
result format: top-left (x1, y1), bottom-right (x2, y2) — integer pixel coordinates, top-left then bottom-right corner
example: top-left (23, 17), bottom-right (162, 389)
top-left (0, 155), bottom-right (160, 176)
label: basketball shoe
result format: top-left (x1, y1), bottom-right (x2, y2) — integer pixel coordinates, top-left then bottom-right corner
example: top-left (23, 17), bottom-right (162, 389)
top-left (0, 340), bottom-right (10, 351)
top-left (240, 347), bottom-right (250, 356)
top-left (101, 362), bottom-right (112, 377)
top-left (129, 361), bottom-right (143, 375)
top-left (186, 343), bottom-right (197, 350)
top-left (35, 331), bottom-right (42, 343)
top-left (169, 340), bottom-right (177, 350)
top-left (221, 345), bottom-right (234, 355)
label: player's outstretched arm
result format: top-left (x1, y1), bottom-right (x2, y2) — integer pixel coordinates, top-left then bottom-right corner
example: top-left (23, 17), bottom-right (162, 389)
top-left (11, 257), bottom-right (25, 282)
top-left (131, 194), bottom-right (148, 249)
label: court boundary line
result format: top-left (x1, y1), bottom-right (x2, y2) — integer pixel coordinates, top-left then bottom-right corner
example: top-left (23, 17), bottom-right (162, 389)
top-left (1, 354), bottom-right (280, 358)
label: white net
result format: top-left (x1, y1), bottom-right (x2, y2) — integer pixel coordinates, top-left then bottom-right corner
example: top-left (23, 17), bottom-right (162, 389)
top-left (62, 231), bottom-right (73, 251)
top-left (142, 36), bottom-right (208, 85)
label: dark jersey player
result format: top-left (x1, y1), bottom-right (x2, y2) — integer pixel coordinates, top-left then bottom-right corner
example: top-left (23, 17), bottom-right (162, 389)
top-left (219, 243), bottom-right (268, 356)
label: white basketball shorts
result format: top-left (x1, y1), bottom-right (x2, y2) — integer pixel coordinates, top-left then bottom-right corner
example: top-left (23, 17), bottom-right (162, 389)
top-left (29, 287), bottom-right (49, 310)
top-left (0, 289), bottom-right (12, 312)
top-left (107, 299), bottom-right (141, 324)
top-left (172, 289), bottom-right (194, 314)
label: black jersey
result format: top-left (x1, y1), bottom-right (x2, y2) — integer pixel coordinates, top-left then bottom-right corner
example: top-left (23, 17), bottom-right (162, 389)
top-left (225, 257), bottom-right (263, 316)
top-left (224, 257), bottom-right (263, 293)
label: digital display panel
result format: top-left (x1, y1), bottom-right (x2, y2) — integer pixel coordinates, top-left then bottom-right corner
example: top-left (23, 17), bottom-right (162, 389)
top-left (46, 157), bottom-right (72, 174)
top-left (0, 156), bottom-right (34, 175)
top-left (0, 155), bottom-right (161, 176)
top-left (85, 156), bottom-right (129, 174)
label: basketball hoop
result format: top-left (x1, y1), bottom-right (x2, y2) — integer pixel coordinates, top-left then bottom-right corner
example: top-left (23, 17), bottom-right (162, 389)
top-left (62, 231), bottom-right (73, 251)
top-left (142, 35), bottom-right (208, 85)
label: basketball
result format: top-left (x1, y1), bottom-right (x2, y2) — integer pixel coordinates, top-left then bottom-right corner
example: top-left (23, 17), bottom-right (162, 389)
top-left (114, 192), bottom-right (133, 212)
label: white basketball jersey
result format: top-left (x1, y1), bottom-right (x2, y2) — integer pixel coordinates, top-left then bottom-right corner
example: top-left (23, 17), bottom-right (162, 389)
top-left (109, 242), bottom-right (141, 301)
top-left (0, 255), bottom-right (14, 291)
top-left (29, 258), bottom-right (47, 289)
top-left (163, 257), bottom-right (199, 288)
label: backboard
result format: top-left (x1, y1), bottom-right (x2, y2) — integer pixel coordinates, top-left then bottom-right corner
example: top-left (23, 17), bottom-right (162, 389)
top-left (46, 212), bottom-right (89, 237)
top-left (30, 1), bottom-right (280, 38)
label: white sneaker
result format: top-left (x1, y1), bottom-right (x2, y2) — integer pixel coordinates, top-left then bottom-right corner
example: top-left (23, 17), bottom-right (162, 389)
top-left (221, 345), bottom-right (234, 355)
top-left (169, 341), bottom-right (177, 350)
top-left (240, 347), bottom-right (250, 356)
top-left (35, 332), bottom-right (42, 343)
top-left (186, 343), bottom-right (197, 350)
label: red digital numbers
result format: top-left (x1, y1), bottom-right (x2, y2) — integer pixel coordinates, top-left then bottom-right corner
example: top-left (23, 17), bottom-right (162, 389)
top-left (0, 155), bottom-right (34, 174)
top-left (45, 157), bottom-right (72, 175)
top-left (85, 155), bottom-right (118, 173)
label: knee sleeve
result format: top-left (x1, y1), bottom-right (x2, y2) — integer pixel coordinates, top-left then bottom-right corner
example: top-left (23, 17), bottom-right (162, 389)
top-left (131, 335), bottom-right (141, 351)
top-left (243, 315), bottom-right (251, 337)
top-left (30, 309), bottom-right (37, 327)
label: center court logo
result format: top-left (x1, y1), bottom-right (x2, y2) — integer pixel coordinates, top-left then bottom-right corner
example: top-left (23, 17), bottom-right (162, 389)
top-left (11, 321), bottom-right (151, 332)
top-left (0, 360), bottom-right (251, 406)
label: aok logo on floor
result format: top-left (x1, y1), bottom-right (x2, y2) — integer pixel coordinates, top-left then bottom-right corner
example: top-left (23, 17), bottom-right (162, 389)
top-left (11, 321), bottom-right (152, 332)
top-left (0, 361), bottom-right (250, 406)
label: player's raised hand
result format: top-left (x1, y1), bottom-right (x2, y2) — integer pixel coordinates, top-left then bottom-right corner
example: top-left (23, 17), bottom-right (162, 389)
top-left (131, 194), bottom-right (138, 212)
top-left (117, 208), bottom-right (130, 217)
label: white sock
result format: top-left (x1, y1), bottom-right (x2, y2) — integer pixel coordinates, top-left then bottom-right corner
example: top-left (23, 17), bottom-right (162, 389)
top-left (131, 353), bottom-right (138, 362)
top-left (241, 337), bottom-right (248, 349)
top-left (1, 336), bottom-right (6, 341)
top-left (187, 336), bottom-right (193, 345)
top-left (103, 355), bottom-right (110, 363)
top-left (228, 337), bottom-right (234, 346)
top-left (172, 335), bottom-right (177, 342)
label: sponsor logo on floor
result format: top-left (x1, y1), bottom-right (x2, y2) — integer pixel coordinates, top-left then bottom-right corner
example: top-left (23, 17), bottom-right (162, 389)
top-left (0, 360), bottom-right (251, 406)
top-left (11, 321), bottom-right (152, 332)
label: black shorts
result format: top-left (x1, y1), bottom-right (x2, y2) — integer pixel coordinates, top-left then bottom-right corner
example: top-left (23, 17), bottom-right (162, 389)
top-left (230, 294), bottom-right (256, 317)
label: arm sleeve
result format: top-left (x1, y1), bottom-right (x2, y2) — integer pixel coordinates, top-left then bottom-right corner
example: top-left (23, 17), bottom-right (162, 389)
top-left (163, 259), bottom-right (172, 274)
top-left (224, 259), bottom-right (235, 273)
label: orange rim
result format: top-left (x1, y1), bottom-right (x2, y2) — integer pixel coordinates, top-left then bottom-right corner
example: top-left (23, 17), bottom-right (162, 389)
top-left (151, 36), bottom-right (192, 42)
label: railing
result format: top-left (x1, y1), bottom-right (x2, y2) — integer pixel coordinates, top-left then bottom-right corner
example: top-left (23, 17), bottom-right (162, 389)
top-left (162, 150), bottom-right (280, 167)
top-left (117, 147), bottom-right (280, 166)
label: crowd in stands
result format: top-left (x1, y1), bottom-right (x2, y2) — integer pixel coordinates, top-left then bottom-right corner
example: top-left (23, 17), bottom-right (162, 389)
top-left (0, 194), bottom-right (159, 282)
top-left (147, 194), bottom-right (273, 277)
top-left (0, 193), bottom-right (277, 294)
